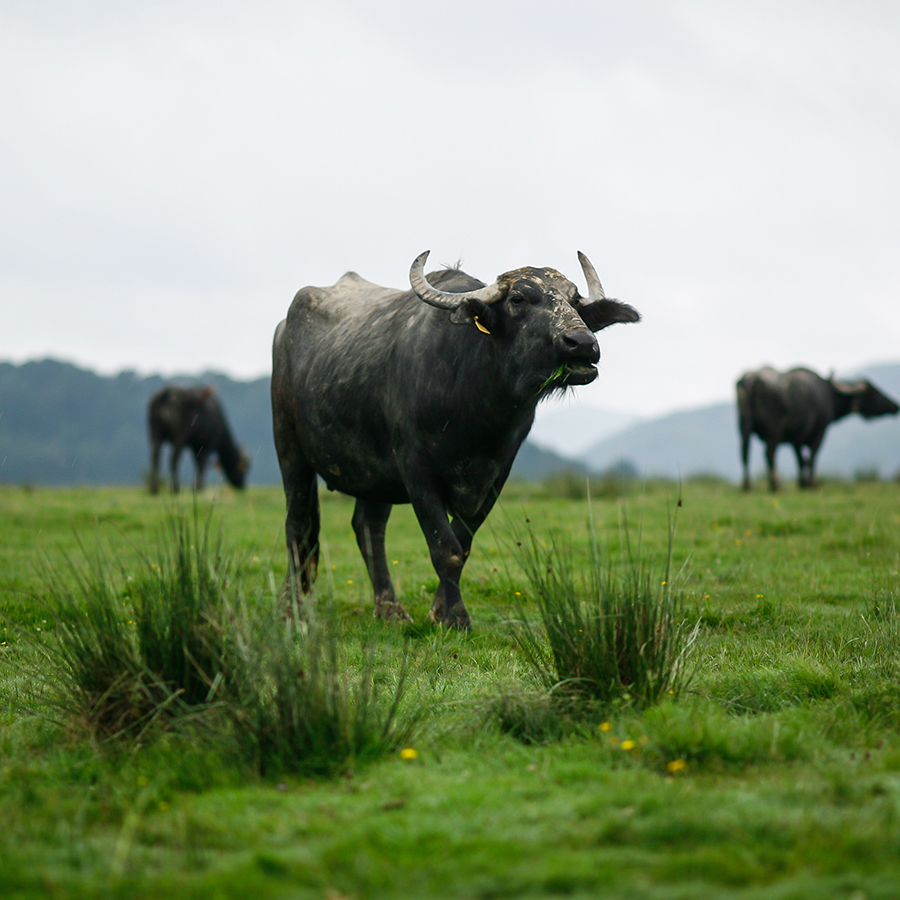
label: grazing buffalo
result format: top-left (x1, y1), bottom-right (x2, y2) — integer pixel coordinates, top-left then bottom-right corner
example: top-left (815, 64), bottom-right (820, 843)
top-left (271, 250), bottom-right (639, 629)
top-left (737, 366), bottom-right (899, 491)
top-left (148, 386), bottom-right (250, 493)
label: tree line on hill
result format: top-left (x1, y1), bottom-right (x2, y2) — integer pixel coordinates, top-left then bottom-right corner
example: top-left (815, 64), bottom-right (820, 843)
top-left (0, 359), bottom-right (588, 487)
top-left (0, 359), bottom-right (278, 486)
top-left (6, 358), bottom-right (898, 488)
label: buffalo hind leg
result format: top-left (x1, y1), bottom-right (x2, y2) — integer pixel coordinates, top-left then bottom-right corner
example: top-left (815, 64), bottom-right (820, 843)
top-left (282, 466), bottom-right (321, 614)
top-left (352, 500), bottom-right (412, 622)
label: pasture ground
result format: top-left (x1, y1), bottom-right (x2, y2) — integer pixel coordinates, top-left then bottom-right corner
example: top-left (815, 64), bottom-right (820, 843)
top-left (3, 479), bottom-right (900, 898)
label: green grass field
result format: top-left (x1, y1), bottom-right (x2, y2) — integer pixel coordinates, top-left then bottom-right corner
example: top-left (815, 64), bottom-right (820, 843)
top-left (3, 478), bottom-right (900, 899)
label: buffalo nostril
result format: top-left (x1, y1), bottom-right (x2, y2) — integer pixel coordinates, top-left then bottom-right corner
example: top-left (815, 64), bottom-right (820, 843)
top-left (561, 330), bottom-right (600, 361)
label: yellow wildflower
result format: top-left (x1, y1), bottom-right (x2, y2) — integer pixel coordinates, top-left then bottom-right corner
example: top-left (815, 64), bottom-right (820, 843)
top-left (599, 721), bottom-right (612, 732)
top-left (620, 739), bottom-right (636, 751)
top-left (667, 759), bottom-right (687, 773)
top-left (399, 748), bottom-right (418, 760)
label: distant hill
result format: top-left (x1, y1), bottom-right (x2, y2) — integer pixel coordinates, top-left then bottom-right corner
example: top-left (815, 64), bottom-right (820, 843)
top-left (509, 441), bottom-right (594, 482)
top-left (581, 403), bottom-right (741, 480)
top-left (528, 404), bottom-right (641, 457)
top-left (0, 358), bottom-right (588, 486)
top-left (580, 363), bottom-right (900, 483)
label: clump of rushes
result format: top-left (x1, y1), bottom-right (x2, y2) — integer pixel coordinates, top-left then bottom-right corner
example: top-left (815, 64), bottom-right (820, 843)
top-left (508, 499), bottom-right (697, 710)
top-left (33, 505), bottom-right (425, 777)
top-left (37, 505), bottom-right (231, 739)
top-left (133, 508), bottom-right (231, 708)
top-left (223, 597), bottom-right (423, 777)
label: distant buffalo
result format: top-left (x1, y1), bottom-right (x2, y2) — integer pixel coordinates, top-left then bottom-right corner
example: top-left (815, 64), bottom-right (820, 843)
top-left (148, 386), bottom-right (249, 493)
top-left (737, 366), bottom-right (899, 491)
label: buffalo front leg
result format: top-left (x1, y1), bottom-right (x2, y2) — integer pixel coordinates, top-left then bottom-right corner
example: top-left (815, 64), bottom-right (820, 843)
top-left (793, 445), bottom-right (811, 488)
top-left (194, 447), bottom-right (210, 491)
top-left (424, 517), bottom-right (477, 628)
top-left (424, 494), bottom-right (502, 627)
top-left (421, 467), bottom-right (510, 629)
top-left (416, 486), bottom-right (511, 630)
top-left (351, 500), bottom-right (411, 622)
top-left (798, 438), bottom-right (823, 489)
top-left (410, 499), bottom-right (471, 630)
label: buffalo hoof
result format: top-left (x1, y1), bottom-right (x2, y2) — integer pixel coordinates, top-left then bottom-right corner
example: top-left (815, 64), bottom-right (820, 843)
top-left (374, 599), bottom-right (413, 623)
top-left (280, 590), bottom-right (307, 621)
top-left (279, 577), bottom-right (312, 621)
top-left (426, 603), bottom-right (471, 631)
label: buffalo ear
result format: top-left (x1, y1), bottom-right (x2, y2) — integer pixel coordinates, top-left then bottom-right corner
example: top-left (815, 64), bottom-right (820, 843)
top-left (450, 298), bottom-right (498, 334)
top-left (577, 298), bottom-right (641, 332)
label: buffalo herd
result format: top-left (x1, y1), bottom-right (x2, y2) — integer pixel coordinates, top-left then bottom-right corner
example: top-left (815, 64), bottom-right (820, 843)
top-left (144, 250), bottom-right (900, 626)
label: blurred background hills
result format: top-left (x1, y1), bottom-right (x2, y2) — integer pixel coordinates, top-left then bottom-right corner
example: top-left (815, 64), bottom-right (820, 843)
top-left (2, 358), bottom-right (900, 487)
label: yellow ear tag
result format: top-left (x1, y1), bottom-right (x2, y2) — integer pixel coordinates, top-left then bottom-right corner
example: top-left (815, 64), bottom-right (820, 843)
top-left (474, 316), bottom-right (491, 334)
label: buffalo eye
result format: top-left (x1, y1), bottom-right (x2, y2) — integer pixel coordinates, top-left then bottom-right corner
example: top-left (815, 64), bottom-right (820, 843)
top-left (509, 282), bottom-right (543, 307)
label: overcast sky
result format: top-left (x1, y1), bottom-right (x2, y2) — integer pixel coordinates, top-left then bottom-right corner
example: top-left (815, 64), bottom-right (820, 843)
top-left (3, 1), bottom-right (899, 419)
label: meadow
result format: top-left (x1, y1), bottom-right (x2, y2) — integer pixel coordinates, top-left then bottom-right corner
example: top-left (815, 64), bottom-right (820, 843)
top-left (2, 477), bottom-right (900, 899)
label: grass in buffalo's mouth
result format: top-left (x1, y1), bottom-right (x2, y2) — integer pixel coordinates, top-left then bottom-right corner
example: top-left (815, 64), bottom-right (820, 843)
top-left (540, 362), bottom-right (595, 392)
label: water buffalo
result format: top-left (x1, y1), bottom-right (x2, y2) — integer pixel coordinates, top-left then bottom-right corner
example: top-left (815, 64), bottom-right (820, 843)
top-left (148, 385), bottom-right (250, 493)
top-left (737, 366), bottom-right (899, 491)
top-left (271, 250), bottom-right (639, 629)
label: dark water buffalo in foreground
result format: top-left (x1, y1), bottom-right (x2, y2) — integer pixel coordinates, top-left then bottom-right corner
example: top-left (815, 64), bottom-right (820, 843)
top-left (148, 386), bottom-right (249, 493)
top-left (737, 366), bottom-right (899, 491)
top-left (272, 250), bottom-right (639, 628)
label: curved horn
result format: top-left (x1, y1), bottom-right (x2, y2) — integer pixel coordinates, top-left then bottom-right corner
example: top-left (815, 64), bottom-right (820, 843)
top-left (577, 251), bottom-right (606, 302)
top-left (409, 250), bottom-right (506, 309)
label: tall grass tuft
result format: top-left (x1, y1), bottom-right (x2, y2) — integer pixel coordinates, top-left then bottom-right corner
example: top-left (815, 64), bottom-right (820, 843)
top-left (36, 505), bottom-right (231, 738)
top-left (507, 499), bottom-right (697, 710)
top-left (31, 504), bottom-right (426, 776)
top-left (223, 593), bottom-right (424, 777)
top-left (132, 507), bottom-right (231, 708)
